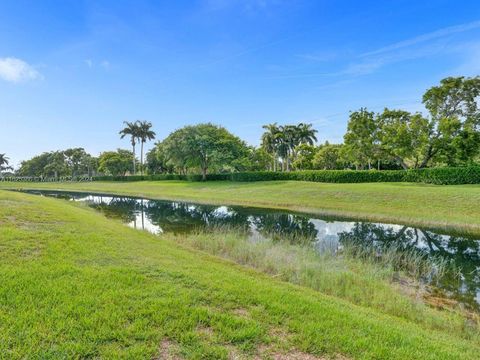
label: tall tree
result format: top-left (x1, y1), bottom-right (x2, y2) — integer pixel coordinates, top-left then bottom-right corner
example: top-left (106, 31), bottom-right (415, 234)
top-left (0, 153), bottom-right (12, 175)
top-left (421, 76), bottom-right (480, 167)
top-left (162, 123), bottom-right (248, 180)
top-left (136, 120), bottom-right (156, 175)
top-left (343, 108), bottom-right (379, 170)
top-left (44, 151), bottom-right (67, 179)
top-left (296, 123), bottom-right (318, 146)
top-left (119, 121), bottom-right (140, 175)
top-left (98, 149), bottom-right (134, 176)
top-left (313, 143), bottom-right (345, 170)
top-left (377, 109), bottom-right (430, 169)
top-left (292, 144), bottom-right (317, 170)
top-left (280, 125), bottom-right (297, 171)
top-left (261, 123), bottom-right (280, 171)
top-left (289, 123), bottom-right (317, 170)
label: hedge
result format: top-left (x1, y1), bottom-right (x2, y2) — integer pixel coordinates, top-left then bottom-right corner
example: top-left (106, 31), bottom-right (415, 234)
top-left (93, 173), bottom-right (230, 182)
top-left (91, 166), bottom-right (480, 185)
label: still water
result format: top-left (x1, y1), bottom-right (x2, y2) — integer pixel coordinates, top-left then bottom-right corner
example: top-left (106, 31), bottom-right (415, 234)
top-left (25, 190), bottom-right (480, 311)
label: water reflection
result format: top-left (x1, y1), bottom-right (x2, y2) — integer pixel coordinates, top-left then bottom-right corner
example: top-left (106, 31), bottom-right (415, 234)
top-left (26, 190), bottom-right (480, 311)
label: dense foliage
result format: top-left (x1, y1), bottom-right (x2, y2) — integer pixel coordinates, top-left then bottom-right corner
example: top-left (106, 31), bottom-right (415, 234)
top-left (16, 148), bottom-right (97, 178)
top-left (153, 123), bottom-right (251, 179)
top-left (98, 149), bottom-right (134, 176)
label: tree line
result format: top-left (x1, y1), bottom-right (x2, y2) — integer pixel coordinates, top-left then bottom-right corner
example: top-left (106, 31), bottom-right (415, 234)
top-left (3, 76), bottom-right (479, 179)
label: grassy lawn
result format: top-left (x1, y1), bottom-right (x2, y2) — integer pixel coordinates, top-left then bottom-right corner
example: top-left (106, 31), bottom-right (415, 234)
top-left (1, 190), bottom-right (479, 359)
top-left (1, 180), bottom-right (480, 235)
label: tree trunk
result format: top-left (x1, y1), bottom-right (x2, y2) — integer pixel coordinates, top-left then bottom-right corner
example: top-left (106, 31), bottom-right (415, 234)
top-left (132, 144), bottom-right (136, 175)
top-left (140, 141), bottom-right (144, 175)
top-left (418, 144), bottom-right (439, 169)
top-left (202, 167), bottom-right (207, 181)
top-left (394, 156), bottom-right (409, 170)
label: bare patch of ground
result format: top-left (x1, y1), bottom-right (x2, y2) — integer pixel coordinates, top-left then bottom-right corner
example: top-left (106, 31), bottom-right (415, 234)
top-left (155, 339), bottom-right (182, 360)
top-left (232, 307), bottom-right (250, 318)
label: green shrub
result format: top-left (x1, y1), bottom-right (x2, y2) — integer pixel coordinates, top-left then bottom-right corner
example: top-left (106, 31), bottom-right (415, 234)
top-left (93, 173), bottom-right (230, 182)
top-left (92, 167), bottom-right (480, 185)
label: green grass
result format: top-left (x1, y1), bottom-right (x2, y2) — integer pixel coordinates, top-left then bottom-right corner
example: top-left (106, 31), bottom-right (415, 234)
top-left (174, 228), bottom-right (474, 338)
top-left (1, 190), bottom-right (479, 359)
top-left (1, 180), bottom-right (480, 235)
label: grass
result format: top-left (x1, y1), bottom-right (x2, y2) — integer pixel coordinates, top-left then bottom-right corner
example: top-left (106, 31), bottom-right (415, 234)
top-left (1, 180), bottom-right (479, 235)
top-left (175, 227), bottom-right (474, 337)
top-left (1, 190), bottom-right (479, 359)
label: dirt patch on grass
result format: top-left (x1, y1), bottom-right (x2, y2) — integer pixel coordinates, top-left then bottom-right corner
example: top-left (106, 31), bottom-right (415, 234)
top-left (155, 339), bottom-right (182, 360)
top-left (197, 325), bottom-right (214, 340)
top-left (251, 326), bottom-right (350, 360)
top-left (254, 349), bottom-right (349, 360)
top-left (232, 307), bottom-right (250, 318)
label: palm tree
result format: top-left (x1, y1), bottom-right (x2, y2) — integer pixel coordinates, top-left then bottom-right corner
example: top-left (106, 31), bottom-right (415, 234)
top-left (261, 123), bottom-right (280, 171)
top-left (296, 123), bottom-right (318, 146)
top-left (285, 123), bottom-right (318, 170)
top-left (136, 120), bottom-right (156, 175)
top-left (0, 153), bottom-right (12, 176)
top-left (119, 121), bottom-right (140, 175)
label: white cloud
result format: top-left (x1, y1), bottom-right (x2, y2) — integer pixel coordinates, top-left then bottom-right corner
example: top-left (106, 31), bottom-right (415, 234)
top-left (0, 57), bottom-right (42, 83)
top-left (85, 59), bottom-right (93, 68)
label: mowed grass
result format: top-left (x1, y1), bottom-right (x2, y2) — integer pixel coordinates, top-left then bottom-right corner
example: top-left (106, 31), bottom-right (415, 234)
top-left (1, 190), bottom-right (479, 359)
top-left (2, 180), bottom-right (480, 234)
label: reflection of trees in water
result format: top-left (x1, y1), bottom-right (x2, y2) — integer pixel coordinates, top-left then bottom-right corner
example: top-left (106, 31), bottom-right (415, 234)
top-left (87, 196), bottom-right (139, 224)
top-left (249, 213), bottom-right (318, 244)
top-left (338, 222), bottom-right (480, 310)
top-left (143, 201), bottom-right (251, 233)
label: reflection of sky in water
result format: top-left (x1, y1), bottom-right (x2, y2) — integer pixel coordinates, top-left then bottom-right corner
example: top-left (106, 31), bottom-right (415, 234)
top-left (128, 212), bottom-right (163, 235)
top-left (27, 190), bottom-right (480, 311)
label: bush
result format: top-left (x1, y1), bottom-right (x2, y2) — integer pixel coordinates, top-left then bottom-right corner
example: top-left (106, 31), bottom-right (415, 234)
top-left (91, 166), bottom-right (480, 185)
top-left (404, 166), bottom-right (480, 185)
top-left (230, 170), bottom-right (406, 183)
top-left (92, 173), bottom-right (230, 182)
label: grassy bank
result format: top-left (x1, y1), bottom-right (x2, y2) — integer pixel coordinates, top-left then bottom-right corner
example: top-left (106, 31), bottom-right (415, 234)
top-left (1, 180), bottom-right (480, 235)
top-left (1, 190), bottom-right (479, 359)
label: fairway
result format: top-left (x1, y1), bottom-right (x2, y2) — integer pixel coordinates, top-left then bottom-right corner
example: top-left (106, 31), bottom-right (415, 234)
top-left (1, 189), bottom-right (479, 359)
top-left (2, 180), bottom-right (480, 235)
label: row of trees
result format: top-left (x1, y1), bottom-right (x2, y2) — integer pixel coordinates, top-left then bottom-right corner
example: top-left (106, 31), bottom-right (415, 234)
top-left (7, 76), bottom-right (479, 178)
top-left (16, 148), bottom-right (98, 178)
top-left (257, 76), bottom-right (480, 171)
top-left (342, 77), bottom-right (480, 169)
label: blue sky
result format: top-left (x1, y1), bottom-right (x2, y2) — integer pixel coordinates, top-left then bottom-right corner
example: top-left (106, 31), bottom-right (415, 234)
top-left (1, 0), bottom-right (480, 167)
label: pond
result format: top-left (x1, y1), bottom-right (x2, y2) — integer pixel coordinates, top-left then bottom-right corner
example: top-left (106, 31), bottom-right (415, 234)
top-left (24, 190), bottom-right (480, 312)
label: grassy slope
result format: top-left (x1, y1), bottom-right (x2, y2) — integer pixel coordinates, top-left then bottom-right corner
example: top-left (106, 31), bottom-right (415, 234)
top-left (1, 180), bottom-right (480, 234)
top-left (0, 190), bottom-right (479, 359)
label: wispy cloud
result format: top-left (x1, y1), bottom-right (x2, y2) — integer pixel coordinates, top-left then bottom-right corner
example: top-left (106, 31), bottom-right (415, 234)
top-left (0, 57), bottom-right (42, 83)
top-left (83, 59), bottom-right (110, 70)
top-left (274, 20), bottom-right (480, 80)
top-left (360, 20), bottom-right (480, 57)
top-left (203, 0), bottom-right (273, 14)
top-left (296, 51), bottom-right (337, 62)
top-left (100, 60), bottom-right (110, 69)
